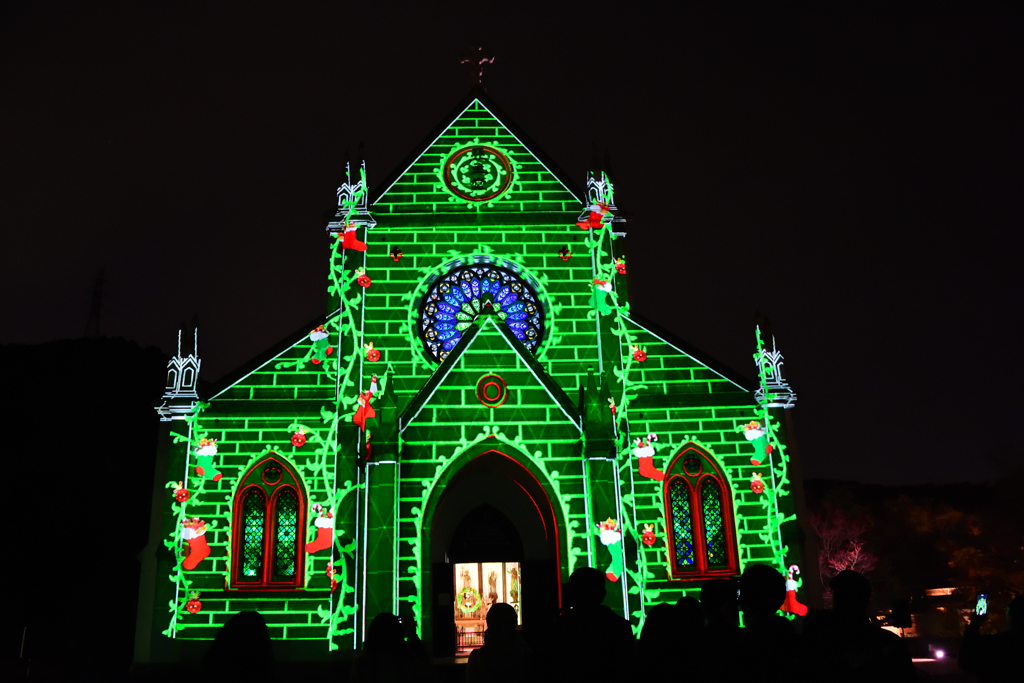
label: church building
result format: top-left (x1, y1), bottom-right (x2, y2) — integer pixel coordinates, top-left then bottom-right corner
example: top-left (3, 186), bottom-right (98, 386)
top-left (135, 87), bottom-right (808, 664)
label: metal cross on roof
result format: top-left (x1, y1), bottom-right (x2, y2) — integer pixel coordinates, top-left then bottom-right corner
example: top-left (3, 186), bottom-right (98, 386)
top-left (459, 46), bottom-right (495, 86)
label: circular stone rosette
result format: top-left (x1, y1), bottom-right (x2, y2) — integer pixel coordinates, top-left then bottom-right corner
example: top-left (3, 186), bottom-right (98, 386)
top-left (439, 141), bottom-right (517, 205)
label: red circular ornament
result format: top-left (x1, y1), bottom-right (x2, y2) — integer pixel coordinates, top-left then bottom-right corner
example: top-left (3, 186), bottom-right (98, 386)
top-left (750, 476), bottom-right (765, 495)
top-left (476, 374), bottom-right (508, 408)
top-left (615, 260), bottom-right (626, 275)
top-left (633, 349), bottom-right (647, 362)
top-left (291, 432), bottom-right (307, 448)
top-left (366, 348), bottom-right (380, 362)
top-left (357, 274), bottom-right (371, 288)
top-left (186, 598), bottom-right (202, 614)
top-left (174, 488), bottom-right (190, 503)
top-left (642, 529), bottom-right (656, 547)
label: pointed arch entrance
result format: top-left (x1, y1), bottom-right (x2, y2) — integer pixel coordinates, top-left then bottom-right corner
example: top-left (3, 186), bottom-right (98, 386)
top-left (422, 449), bottom-right (564, 656)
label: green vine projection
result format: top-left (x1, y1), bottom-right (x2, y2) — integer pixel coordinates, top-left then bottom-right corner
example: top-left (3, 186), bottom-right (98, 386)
top-left (751, 327), bottom-right (797, 573)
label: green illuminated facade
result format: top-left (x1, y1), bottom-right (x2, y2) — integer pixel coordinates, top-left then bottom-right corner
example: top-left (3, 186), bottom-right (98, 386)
top-left (135, 93), bottom-right (808, 663)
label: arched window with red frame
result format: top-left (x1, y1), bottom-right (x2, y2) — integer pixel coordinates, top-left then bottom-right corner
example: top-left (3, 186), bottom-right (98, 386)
top-left (663, 443), bottom-right (739, 579)
top-left (231, 452), bottom-right (307, 589)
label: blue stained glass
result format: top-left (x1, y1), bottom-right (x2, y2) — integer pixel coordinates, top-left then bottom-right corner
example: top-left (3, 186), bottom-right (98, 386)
top-left (420, 264), bottom-right (544, 362)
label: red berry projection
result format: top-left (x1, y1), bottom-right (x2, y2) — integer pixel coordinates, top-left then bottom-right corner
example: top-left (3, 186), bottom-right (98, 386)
top-left (642, 523), bottom-right (657, 547)
top-left (291, 430), bottom-right (307, 448)
top-left (615, 257), bottom-right (626, 274)
top-left (356, 268), bottom-right (371, 288)
top-left (750, 472), bottom-right (765, 494)
top-left (631, 345), bottom-right (647, 362)
top-left (172, 481), bottom-right (189, 502)
top-left (364, 342), bottom-right (380, 362)
top-left (185, 592), bottom-right (202, 614)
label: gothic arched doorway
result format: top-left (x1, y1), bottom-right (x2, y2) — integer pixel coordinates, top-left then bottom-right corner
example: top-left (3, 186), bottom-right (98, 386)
top-left (425, 450), bottom-right (562, 656)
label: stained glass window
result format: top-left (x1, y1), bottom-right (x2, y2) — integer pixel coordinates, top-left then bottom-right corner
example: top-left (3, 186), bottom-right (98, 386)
top-left (231, 452), bottom-right (306, 589)
top-left (272, 488), bottom-right (299, 581)
top-left (420, 264), bottom-right (543, 362)
top-left (240, 488), bottom-right (266, 581)
top-left (701, 478), bottom-right (727, 567)
top-left (669, 478), bottom-right (695, 570)
top-left (663, 446), bottom-right (739, 579)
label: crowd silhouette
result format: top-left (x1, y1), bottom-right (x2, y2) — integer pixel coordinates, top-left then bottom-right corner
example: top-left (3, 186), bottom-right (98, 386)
top-left (197, 564), bottom-right (1024, 682)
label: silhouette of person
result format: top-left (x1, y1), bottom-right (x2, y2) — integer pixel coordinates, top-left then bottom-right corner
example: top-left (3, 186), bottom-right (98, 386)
top-left (959, 594), bottom-right (1022, 681)
top-left (636, 598), bottom-right (704, 677)
top-left (803, 569), bottom-right (914, 681)
top-left (200, 610), bottom-right (277, 682)
top-left (727, 564), bottom-right (802, 681)
top-left (548, 567), bottom-right (634, 680)
top-left (350, 612), bottom-right (432, 682)
top-left (700, 578), bottom-right (740, 635)
top-left (467, 602), bottom-right (531, 682)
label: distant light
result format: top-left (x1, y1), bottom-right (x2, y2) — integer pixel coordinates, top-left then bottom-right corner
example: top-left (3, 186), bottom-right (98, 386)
top-left (935, 649), bottom-right (945, 659)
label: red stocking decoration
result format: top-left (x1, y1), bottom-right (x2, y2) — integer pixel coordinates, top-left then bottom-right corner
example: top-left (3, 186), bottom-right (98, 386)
top-left (181, 518), bottom-right (210, 570)
top-left (338, 223), bottom-right (366, 251)
top-left (780, 565), bottom-right (809, 616)
top-left (305, 504), bottom-right (334, 554)
top-left (633, 434), bottom-right (664, 481)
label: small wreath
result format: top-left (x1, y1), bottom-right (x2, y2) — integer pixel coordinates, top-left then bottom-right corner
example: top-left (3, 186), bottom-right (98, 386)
top-left (457, 587), bottom-right (482, 614)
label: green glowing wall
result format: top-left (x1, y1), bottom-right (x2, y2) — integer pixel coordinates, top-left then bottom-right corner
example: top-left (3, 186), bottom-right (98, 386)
top-left (138, 95), bottom-right (803, 659)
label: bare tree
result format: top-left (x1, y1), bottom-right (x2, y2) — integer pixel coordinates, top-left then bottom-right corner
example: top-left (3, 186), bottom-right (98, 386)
top-left (809, 503), bottom-right (878, 595)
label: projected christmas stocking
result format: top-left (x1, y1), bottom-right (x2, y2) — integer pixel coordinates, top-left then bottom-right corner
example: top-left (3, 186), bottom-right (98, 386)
top-left (305, 507), bottom-right (334, 554)
top-left (181, 519), bottom-right (210, 570)
top-left (633, 435), bottom-right (664, 481)
top-left (194, 439), bottom-right (222, 482)
top-left (598, 519), bottom-right (623, 582)
top-left (310, 325), bottom-right (334, 365)
top-left (742, 421), bottom-right (773, 466)
top-left (590, 280), bottom-right (614, 316)
top-left (780, 565), bottom-right (808, 616)
top-left (339, 222), bottom-right (367, 251)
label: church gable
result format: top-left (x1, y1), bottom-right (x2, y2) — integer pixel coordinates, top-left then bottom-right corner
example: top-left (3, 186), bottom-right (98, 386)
top-left (400, 312), bottom-right (581, 443)
top-left (373, 98), bottom-right (580, 215)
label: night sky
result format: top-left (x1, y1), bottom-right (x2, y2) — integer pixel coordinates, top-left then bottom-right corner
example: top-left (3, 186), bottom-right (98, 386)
top-left (3, 4), bottom-right (1021, 485)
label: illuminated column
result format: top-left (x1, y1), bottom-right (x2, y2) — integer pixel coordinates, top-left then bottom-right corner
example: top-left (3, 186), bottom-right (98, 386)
top-left (137, 328), bottom-right (201, 664)
top-left (359, 386), bottom-right (400, 636)
top-left (581, 368), bottom-right (629, 614)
